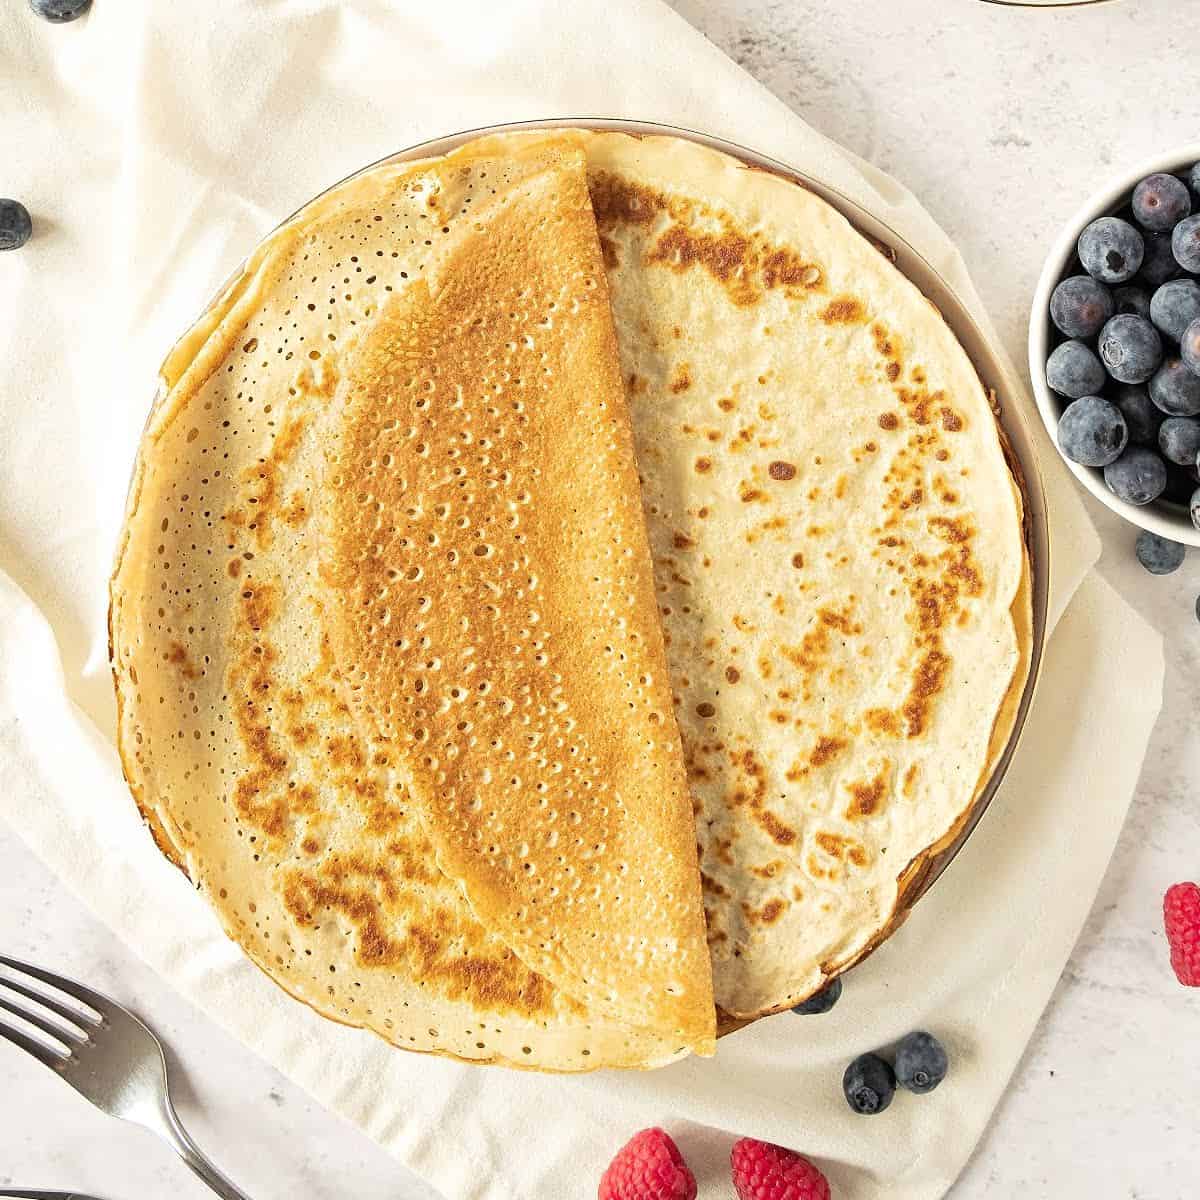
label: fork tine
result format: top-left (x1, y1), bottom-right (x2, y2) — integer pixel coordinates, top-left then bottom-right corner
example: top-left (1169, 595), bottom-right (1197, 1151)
top-left (0, 957), bottom-right (110, 1019)
top-left (0, 992), bottom-right (87, 1046)
top-left (0, 973), bottom-right (101, 1028)
top-left (0, 1018), bottom-right (67, 1070)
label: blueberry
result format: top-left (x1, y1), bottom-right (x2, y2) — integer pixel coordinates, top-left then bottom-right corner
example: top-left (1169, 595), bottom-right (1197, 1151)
top-left (1159, 417), bottom-right (1200, 465)
top-left (1132, 173), bottom-right (1192, 232)
top-left (894, 1031), bottom-right (949, 1095)
top-left (29, 0), bottom-right (90, 20)
top-left (843, 1053), bottom-right (895, 1115)
top-left (1181, 319), bottom-right (1200, 377)
top-left (1173, 215), bottom-right (1200, 273)
top-left (1150, 279), bottom-right (1200, 344)
top-left (1103, 446), bottom-right (1168, 505)
top-left (1098, 314), bottom-right (1162, 383)
top-left (1046, 340), bottom-right (1105, 398)
top-left (1150, 357), bottom-right (1200, 415)
top-left (1135, 530), bottom-right (1186, 575)
top-left (1078, 216), bottom-right (1144, 284)
top-left (1113, 286), bottom-right (1151, 320)
top-left (1190, 163), bottom-right (1200, 200)
top-left (1050, 275), bottom-right (1113, 339)
top-left (0, 200), bottom-right (32, 252)
top-left (1192, 487), bottom-right (1200, 533)
top-left (1113, 385), bottom-right (1162, 446)
top-left (1164, 463), bottom-right (1200, 505)
top-left (791, 975), bottom-right (842, 1015)
top-left (1138, 233), bottom-right (1182, 289)
top-left (1057, 396), bottom-right (1128, 466)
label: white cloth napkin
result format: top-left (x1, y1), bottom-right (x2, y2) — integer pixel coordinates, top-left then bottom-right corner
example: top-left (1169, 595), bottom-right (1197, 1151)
top-left (0, 2), bottom-right (1164, 1198)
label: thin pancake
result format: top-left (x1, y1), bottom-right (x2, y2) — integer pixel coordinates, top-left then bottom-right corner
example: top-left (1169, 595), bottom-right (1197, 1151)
top-left (316, 147), bottom-right (715, 1049)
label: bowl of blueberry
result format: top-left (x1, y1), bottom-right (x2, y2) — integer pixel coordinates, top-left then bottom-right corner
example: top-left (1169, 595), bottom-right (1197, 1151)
top-left (1030, 149), bottom-right (1200, 545)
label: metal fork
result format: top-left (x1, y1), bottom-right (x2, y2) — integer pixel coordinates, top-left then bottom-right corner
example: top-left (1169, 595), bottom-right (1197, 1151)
top-left (0, 1193), bottom-right (108, 1199)
top-left (0, 956), bottom-right (249, 1200)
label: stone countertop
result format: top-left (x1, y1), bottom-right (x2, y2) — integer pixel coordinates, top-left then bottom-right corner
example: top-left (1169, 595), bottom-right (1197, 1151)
top-left (2, 1), bottom-right (1197, 1196)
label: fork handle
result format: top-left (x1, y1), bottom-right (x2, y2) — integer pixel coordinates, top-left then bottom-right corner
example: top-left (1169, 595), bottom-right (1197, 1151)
top-left (159, 1096), bottom-right (252, 1200)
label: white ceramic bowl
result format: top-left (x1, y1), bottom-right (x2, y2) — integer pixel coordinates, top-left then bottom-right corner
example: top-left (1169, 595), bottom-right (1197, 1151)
top-left (1029, 144), bottom-right (1200, 547)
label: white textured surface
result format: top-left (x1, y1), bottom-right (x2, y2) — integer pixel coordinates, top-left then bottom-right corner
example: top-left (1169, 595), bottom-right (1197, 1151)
top-left (0, 2), bottom-right (1195, 1199)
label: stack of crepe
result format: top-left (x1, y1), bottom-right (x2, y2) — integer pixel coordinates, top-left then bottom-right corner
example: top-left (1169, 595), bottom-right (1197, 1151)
top-left (110, 131), bottom-right (1030, 1071)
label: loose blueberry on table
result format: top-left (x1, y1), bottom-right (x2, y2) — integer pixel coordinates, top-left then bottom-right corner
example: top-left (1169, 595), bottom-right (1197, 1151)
top-left (1134, 531), bottom-right (1186, 575)
top-left (0, 199), bottom-right (32, 251)
top-left (1047, 161), bottom-right (1200, 530)
top-left (29, 0), bottom-right (91, 21)
top-left (790, 975), bottom-right (842, 1015)
top-left (842, 1052), bottom-right (895, 1115)
top-left (894, 1031), bottom-right (949, 1094)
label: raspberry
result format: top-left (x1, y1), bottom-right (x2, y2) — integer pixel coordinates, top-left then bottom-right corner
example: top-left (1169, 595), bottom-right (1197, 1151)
top-left (1164, 882), bottom-right (1200, 986)
top-left (598, 1128), bottom-right (696, 1200)
top-left (730, 1137), bottom-right (830, 1200)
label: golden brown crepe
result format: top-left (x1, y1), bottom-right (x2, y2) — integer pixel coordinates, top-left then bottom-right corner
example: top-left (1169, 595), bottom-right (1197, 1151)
top-left (316, 145), bottom-right (715, 1048)
top-left (110, 135), bottom-right (713, 1070)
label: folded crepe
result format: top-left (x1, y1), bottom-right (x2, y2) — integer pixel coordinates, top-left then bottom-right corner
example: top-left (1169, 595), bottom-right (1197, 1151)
top-left (111, 137), bottom-right (715, 1070)
top-left (316, 145), bottom-right (716, 1047)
